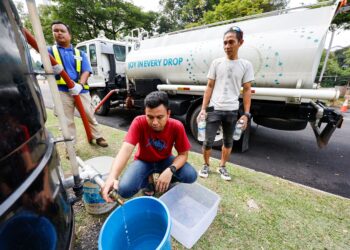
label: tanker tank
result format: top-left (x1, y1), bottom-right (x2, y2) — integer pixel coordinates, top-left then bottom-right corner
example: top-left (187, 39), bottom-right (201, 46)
top-left (77, 1), bottom-right (344, 150)
top-left (126, 5), bottom-right (337, 89)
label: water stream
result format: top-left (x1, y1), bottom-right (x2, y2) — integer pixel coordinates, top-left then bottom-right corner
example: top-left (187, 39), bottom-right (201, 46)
top-left (121, 205), bottom-right (132, 248)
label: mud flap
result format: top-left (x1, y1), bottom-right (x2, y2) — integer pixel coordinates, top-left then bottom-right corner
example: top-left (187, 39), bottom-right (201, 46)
top-left (310, 103), bottom-right (343, 148)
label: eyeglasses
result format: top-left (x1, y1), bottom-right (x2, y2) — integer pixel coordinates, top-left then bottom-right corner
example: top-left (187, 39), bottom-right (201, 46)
top-left (231, 26), bottom-right (242, 33)
top-left (223, 26), bottom-right (243, 45)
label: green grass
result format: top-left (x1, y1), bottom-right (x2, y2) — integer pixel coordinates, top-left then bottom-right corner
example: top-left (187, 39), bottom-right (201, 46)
top-left (46, 109), bottom-right (350, 249)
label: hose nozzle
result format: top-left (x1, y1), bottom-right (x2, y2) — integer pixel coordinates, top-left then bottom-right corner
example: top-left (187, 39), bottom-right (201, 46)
top-left (108, 189), bottom-right (124, 206)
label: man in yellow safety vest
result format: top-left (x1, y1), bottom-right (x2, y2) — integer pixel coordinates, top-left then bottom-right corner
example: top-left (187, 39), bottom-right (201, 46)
top-left (49, 20), bottom-right (108, 148)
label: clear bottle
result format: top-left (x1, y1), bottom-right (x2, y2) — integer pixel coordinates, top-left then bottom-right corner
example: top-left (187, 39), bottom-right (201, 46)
top-left (233, 119), bottom-right (244, 141)
top-left (197, 114), bottom-right (206, 142)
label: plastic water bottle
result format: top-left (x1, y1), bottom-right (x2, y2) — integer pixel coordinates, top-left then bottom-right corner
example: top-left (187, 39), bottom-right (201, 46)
top-left (233, 119), bottom-right (244, 141)
top-left (197, 114), bottom-right (206, 142)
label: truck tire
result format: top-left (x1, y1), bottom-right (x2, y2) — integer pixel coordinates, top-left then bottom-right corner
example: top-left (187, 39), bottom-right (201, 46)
top-left (189, 106), bottom-right (223, 148)
top-left (91, 91), bottom-right (110, 116)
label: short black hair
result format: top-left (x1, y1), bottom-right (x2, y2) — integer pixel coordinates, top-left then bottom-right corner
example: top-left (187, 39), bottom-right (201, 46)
top-left (224, 26), bottom-right (243, 42)
top-left (144, 91), bottom-right (169, 109)
top-left (51, 20), bottom-right (71, 35)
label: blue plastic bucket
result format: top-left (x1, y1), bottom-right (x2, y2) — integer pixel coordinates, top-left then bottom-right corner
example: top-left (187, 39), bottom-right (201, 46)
top-left (98, 196), bottom-right (171, 250)
top-left (83, 157), bottom-right (117, 214)
top-left (83, 178), bottom-right (116, 214)
top-left (0, 212), bottom-right (57, 250)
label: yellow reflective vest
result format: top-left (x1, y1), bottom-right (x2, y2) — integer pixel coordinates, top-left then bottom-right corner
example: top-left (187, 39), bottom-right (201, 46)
top-left (51, 45), bottom-right (89, 90)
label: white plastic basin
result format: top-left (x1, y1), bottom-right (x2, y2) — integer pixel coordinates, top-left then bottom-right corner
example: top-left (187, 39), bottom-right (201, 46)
top-left (160, 182), bottom-right (220, 248)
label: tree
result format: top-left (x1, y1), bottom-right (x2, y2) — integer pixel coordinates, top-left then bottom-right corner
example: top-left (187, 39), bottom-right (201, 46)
top-left (344, 48), bottom-right (350, 67)
top-left (181, 0), bottom-right (220, 24)
top-left (57, 0), bottom-right (157, 42)
top-left (158, 0), bottom-right (188, 32)
top-left (15, 1), bottom-right (27, 21)
top-left (157, 0), bottom-right (289, 31)
top-left (202, 0), bottom-right (289, 24)
top-left (157, 0), bottom-right (219, 32)
top-left (317, 48), bottom-right (350, 87)
top-left (318, 0), bottom-right (350, 30)
top-left (27, 0), bottom-right (157, 44)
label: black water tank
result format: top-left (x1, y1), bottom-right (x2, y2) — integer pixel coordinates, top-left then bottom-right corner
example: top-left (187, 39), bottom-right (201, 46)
top-left (0, 1), bottom-right (74, 249)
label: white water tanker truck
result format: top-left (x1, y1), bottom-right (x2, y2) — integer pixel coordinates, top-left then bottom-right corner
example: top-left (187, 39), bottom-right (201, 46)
top-left (77, 0), bottom-right (347, 151)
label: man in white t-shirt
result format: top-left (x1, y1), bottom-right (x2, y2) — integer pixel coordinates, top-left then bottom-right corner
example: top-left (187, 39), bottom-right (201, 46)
top-left (197, 26), bottom-right (254, 181)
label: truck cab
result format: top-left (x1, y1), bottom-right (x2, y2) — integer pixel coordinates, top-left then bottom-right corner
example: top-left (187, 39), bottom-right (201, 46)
top-left (76, 33), bottom-right (130, 115)
top-left (77, 33), bottom-right (128, 87)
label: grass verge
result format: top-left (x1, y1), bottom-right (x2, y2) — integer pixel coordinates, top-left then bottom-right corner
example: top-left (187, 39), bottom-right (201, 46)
top-left (46, 109), bottom-right (350, 249)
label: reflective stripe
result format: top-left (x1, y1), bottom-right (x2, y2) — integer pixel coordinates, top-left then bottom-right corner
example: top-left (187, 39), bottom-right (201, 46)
top-left (74, 49), bottom-right (89, 90)
top-left (52, 45), bottom-right (89, 90)
top-left (74, 49), bottom-right (81, 77)
top-left (52, 45), bottom-right (65, 85)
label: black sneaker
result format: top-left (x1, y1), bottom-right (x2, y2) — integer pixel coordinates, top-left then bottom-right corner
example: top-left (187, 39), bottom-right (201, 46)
top-left (217, 166), bottom-right (231, 181)
top-left (199, 164), bottom-right (210, 178)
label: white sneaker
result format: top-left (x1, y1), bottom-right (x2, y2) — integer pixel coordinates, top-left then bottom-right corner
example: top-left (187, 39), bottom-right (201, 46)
top-left (198, 164), bottom-right (210, 178)
top-left (217, 166), bottom-right (231, 181)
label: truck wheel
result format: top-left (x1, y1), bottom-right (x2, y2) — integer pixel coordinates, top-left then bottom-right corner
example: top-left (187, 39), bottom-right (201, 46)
top-left (91, 91), bottom-right (109, 116)
top-left (189, 106), bottom-right (223, 148)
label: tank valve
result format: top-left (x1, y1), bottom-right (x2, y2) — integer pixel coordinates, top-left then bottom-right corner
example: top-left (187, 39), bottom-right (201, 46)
top-left (108, 189), bottom-right (125, 206)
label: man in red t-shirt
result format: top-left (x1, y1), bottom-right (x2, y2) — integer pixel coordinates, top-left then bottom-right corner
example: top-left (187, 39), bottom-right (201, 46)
top-left (102, 91), bottom-right (197, 201)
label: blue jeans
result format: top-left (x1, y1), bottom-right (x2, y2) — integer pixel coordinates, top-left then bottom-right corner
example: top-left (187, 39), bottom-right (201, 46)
top-left (118, 156), bottom-right (197, 198)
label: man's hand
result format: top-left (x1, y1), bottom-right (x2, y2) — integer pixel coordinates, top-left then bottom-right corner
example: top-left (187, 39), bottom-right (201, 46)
top-left (156, 168), bottom-right (173, 193)
top-left (197, 109), bottom-right (206, 123)
top-left (101, 177), bottom-right (119, 203)
top-left (238, 115), bottom-right (249, 130)
top-left (68, 83), bottom-right (83, 96)
top-left (52, 64), bottom-right (63, 75)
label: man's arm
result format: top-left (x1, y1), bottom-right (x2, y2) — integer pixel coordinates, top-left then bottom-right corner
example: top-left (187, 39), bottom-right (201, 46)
top-left (170, 151), bottom-right (188, 170)
top-left (239, 82), bottom-right (252, 129)
top-left (72, 55), bottom-right (90, 94)
top-left (197, 78), bottom-right (215, 120)
top-left (202, 79), bottom-right (215, 111)
top-left (156, 151), bottom-right (189, 193)
top-left (79, 51), bottom-right (92, 85)
top-left (79, 71), bottom-right (90, 85)
top-left (101, 142), bottom-right (135, 202)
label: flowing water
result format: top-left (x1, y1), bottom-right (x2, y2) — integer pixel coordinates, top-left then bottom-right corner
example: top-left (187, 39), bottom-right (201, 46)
top-left (121, 206), bottom-right (132, 248)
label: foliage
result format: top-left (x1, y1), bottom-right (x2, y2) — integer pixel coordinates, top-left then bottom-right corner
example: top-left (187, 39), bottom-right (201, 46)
top-left (182, 0), bottom-right (221, 23)
top-left (201, 0), bottom-right (288, 24)
top-left (24, 0), bottom-right (157, 45)
top-left (34, 5), bottom-right (58, 45)
top-left (344, 48), bottom-right (350, 67)
top-left (157, 0), bottom-right (289, 32)
top-left (332, 10), bottom-right (350, 30)
top-left (15, 1), bottom-right (27, 21)
top-left (318, 0), bottom-right (350, 30)
top-left (158, 0), bottom-right (186, 32)
top-left (157, 0), bottom-right (220, 32)
top-left (317, 48), bottom-right (350, 87)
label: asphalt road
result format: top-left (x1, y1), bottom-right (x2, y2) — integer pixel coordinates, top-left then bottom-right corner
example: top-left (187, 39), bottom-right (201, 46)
top-left (39, 82), bottom-right (350, 198)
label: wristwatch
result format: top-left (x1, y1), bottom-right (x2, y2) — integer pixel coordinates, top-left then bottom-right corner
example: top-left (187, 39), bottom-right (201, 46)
top-left (168, 165), bottom-right (177, 174)
top-left (244, 112), bottom-right (251, 120)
